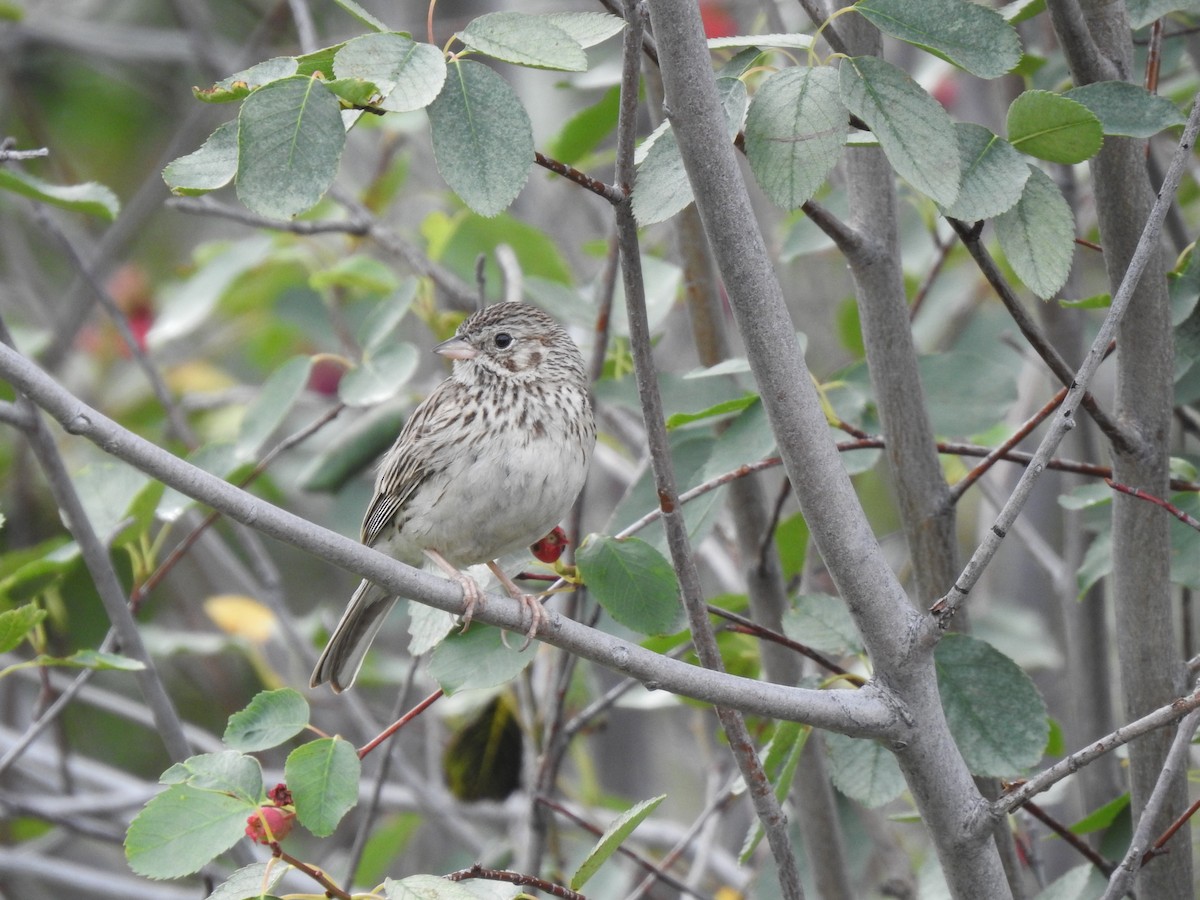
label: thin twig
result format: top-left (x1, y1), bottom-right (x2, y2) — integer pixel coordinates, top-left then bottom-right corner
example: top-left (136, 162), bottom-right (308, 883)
top-left (357, 688), bottom-right (442, 759)
top-left (535, 151), bottom-right (624, 204)
top-left (1102, 704), bottom-right (1200, 898)
top-left (1105, 479), bottom-right (1200, 530)
top-left (932, 94), bottom-right (1200, 625)
top-left (536, 797), bottom-right (707, 899)
top-left (272, 845), bottom-right (351, 900)
top-left (445, 864), bottom-right (585, 900)
top-left (995, 686), bottom-right (1200, 817)
top-left (1022, 800), bottom-right (1114, 876)
top-left (946, 217), bottom-right (1132, 454)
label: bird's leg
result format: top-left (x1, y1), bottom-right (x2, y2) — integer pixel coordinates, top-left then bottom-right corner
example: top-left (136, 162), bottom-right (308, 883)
top-left (424, 549), bottom-right (484, 631)
top-left (487, 561), bottom-right (546, 651)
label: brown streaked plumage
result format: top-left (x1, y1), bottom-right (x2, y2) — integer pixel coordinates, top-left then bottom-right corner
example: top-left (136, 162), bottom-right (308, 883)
top-left (311, 303), bottom-right (595, 692)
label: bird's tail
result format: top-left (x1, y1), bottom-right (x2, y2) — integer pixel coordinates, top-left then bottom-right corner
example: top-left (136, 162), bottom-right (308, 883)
top-left (310, 580), bottom-right (399, 692)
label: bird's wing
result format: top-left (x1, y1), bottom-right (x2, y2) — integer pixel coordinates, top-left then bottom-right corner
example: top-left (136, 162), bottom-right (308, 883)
top-left (359, 379), bottom-right (468, 547)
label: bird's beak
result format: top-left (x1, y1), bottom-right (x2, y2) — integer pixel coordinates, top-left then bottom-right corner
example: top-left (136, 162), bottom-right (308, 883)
top-left (434, 335), bottom-right (478, 361)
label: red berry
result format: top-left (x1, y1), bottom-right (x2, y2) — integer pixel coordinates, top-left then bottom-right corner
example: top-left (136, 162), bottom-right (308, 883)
top-left (245, 805), bottom-right (295, 844)
top-left (530, 526), bottom-right (569, 563)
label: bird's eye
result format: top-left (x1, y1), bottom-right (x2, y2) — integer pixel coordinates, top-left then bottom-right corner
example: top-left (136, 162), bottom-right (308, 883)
top-left (494, 332), bottom-right (513, 349)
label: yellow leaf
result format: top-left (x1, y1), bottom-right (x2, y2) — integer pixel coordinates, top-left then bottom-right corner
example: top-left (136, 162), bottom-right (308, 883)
top-left (204, 595), bottom-right (277, 644)
top-left (165, 360), bottom-right (237, 395)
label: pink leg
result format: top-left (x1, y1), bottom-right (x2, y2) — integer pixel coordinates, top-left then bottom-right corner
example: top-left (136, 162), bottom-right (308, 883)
top-left (424, 549), bottom-right (484, 630)
top-left (487, 561), bottom-right (546, 650)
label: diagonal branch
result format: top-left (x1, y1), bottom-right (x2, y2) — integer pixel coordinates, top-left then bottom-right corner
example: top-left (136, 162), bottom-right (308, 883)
top-left (931, 93), bottom-right (1200, 626)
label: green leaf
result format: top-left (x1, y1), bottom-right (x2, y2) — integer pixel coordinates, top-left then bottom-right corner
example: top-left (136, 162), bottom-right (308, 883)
top-left (572, 797), bottom-right (667, 890)
top-left (839, 55), bottom-right (960, 205)
top-left (285, 737), bottom-right (360, 837)
top-left (824, 732), bottom-right (905, 807)
top-left (745, 66), bottom-right (846, 210)
top-left (1064, 81), bottom-right (1185, 139)
top-left (237, 75), bottom-right (347, 219)
top-left (546, 85), bottom-right (620, 165)
top-left (330, 0), bottom-right (388, 32)
top-left (427, 59), bottom-right (532, 217)
top-left (1069, 792), bottom-right (1130, 834)
top-left (428, 623), bottom-right (538, 694)
top-left (775, 511), bottom-right (809, 580)
top-left (855, 0), bottom-right (1022, 79)
top-left (196, 57), bottom-right (299, 103)
top-left (205, 862), bottom-right (286, 900)
top-left (666, 394), bottom-right (758, 429)
top-left (384, 874), bottom-right (479, 899)
top-left (236, 356), bottom-right (313, 459)
top-left (125, 784), bottom-right (254, 879)
top-left (1033, 863), bottom-right (1108, 900)
top-left (632, 124), bottom-right (690, 226)
top-left (1058, 293), bottom-right (1111, 310)
top-left (782, 594), bottom-right (863, 655)
top-left (741, 721), bottom-right (810, 861)
top-left (71, 460), bottom-right (149, 545)
top-left (942, 123), bottom-right (1029, 221)
top-left (542, 11), bottom-right (625, 47)
top-left (633, 77), bottom-right (746, 225)
top-left (457, 12), bottom-right (586, 71)
top-left (0, 168), bottom-right (119, 220)
top-left (311, 254), bottom-right (402, 296)
top-left (708, 33), bottom-right (814, 50)
top-left (163, 120), bottom-right (238, 195)
top-left (338, 342), bottom-right (419, 407)
top-left (333, 33), bottom-right (447, 113)
top-left (918, 351), bottom-right (1019, 438)
top-left (575, 535), bottom-right (684, 635)
top-left (0, 603), bottom-right (45, 654)
top-left (147, 237), bottom-right (273, 347)
top-left (223, 688), bottom-right (311, 752)
top-left (994, 164), bottom-right (1075, 299)
top-left (358, 282), bottom-right (418, 353)
top-left (935, 633), bottom-right (1049, 776)
top-left (0, 541), bottom-right (78, 606)
top-left (1127, 0), bottom-right (1200, 29)
top-left (160, 751), bottom-right (264, 805)
top-left (299, 403), bottom-right (407, 492)
top-left (1006, 90), bottom-right (1103, 164)
top-left (39, 649), bottom-right (146, 672)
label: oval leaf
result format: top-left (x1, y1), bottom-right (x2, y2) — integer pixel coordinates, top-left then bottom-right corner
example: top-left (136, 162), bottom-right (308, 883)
top-left (575, 535), bottom-right (683, 635)
top-left (334, 33), bottom-right (447, 112)
top-left (163, 120), bottom-right (239, 195)
top-left (428, 623), bottom-right (537, 694)
top-left (542, 11), bottom-right (625, 47)
top-left (160, 751), bottom-right (264, 805)
top-left (224, 688), bottom-right (311, 752)
top-left (855, 0), bottom-right (1022, 79)
top-left (457, 12), bottom-right (586, 71)
top-left (1064, 81), bottom-right (1185, 138)
top-left (125, 784), bottom-right (253, 879)
top-left (824, 731), bottom-right (905, 808)
top-left (237, 75), bottom-right (347, 219)
top-left (206, 862), bottom-right (286, 900)
top-left (942, 122), bottom-right (1029, 221)
top-left (994, 164), bottom-right (1075, 299)
top-left (1006, 90), bottom-right (1103, 164)
top-left (0, 168), bottom-right (119, 220)
top-left (571, 795), bottom-right (666, 890)
top-left (745, 66), bottom-right (846, 209)
top-left (936, 633), bottom-right (1049, 777)
top-left (0, 603), bottom-right (46, 654)
top-left (919, 351), bottom-right (1020, 438)
top-left (427, 59), bottom-right (532, 217)
top-left (839, 55), bottom-right (960, 205)
top-left (384, 874), bottom-right (479, 900)
top-left (285, 737), bottom-right (360, 837)
top-left (338, 342), bottom-right (419, 407)
top-left (236, 356), bottom-right (314, 458)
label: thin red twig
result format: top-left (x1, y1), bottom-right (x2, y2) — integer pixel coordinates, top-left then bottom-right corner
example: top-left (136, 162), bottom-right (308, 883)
top-left (1106, 479), bottom-right (1200, 531)
top-left (358, 688), bottom-right (443, 759)
top-left (446, 863), bottom-right (586, 899)
top-left (272, 844), bottom-right (351, 899)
